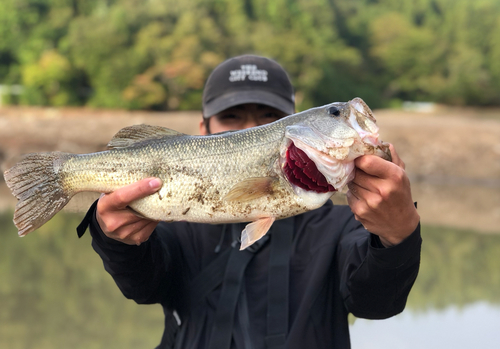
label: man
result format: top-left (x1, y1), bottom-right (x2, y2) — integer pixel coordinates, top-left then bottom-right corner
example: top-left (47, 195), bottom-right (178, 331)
top-left (80, 55), bottom-right (421, 348)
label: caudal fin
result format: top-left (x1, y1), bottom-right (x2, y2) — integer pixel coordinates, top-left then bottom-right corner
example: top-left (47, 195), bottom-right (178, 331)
top-left (3, 152), bottom-right (74, 236)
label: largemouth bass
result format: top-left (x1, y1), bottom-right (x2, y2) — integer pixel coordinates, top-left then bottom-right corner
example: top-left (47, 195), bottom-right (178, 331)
top-left (4, 97), bottom-right (391, 249)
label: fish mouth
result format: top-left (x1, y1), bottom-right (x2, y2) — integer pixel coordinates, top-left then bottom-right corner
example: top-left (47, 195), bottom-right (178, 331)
top-left (348, 98), bottom-right (386, 151)
top-left (281, 98), bottom-right (391, 193)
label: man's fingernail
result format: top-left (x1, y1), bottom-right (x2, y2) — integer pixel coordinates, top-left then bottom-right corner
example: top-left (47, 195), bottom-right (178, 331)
top-left (149, 178), bottom-right (162, 189)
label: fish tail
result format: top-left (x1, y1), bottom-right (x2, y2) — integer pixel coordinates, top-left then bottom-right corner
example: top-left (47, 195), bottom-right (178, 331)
top-left (3, 152), bottom-right (75, 236)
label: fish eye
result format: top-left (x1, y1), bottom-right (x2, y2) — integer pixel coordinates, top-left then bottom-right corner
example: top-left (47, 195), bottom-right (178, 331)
top-left (327, 106), bottom-right (340, 117)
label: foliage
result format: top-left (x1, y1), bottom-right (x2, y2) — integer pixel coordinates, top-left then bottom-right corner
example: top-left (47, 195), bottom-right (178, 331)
top-left (1, 0), bottom-right (500, 110)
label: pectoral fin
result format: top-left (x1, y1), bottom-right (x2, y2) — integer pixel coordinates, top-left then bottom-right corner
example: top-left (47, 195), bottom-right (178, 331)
top-left (224, 177), bottom-right (278, 203)
top-left (126, 205), bottom-right (155, 221)
top-left (240, 217), bottom-right (275, 250)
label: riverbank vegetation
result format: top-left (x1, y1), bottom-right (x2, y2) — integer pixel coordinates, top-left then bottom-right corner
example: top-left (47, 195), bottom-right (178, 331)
top-left (1, 0), bottom-right (500, 110)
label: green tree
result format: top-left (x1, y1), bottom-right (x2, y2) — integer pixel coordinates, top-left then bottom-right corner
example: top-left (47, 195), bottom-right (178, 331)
top-left (21, 50), bottom-right (77, 105)
top-left (1, 0), bottom-right (500, 109)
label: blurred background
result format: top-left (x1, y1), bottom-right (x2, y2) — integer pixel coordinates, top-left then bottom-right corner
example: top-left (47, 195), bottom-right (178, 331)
top-left (0, 0), bottom-right (499, 348)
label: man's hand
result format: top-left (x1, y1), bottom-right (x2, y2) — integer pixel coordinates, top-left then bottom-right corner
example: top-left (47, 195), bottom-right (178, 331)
top-left (96, 177), bottom-right (162, 246)
top-left (346, 144), bottom-right (420, 247)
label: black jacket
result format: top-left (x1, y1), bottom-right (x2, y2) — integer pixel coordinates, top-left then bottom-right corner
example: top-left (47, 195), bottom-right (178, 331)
top-left (87, 200), bottom-right (421, 348)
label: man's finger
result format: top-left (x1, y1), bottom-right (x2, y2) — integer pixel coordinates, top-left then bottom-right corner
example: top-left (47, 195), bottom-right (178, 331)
top-left (122, 220), bottom-right (158, 245)
top-left (349, 168), bottom-right (380, 194)
top-left (97, 208), bottom-right (143, 234)
top-left (388, 144), bottom-right (405, 170)
top-left (354, 155), bottom-right (393, 179)
top-left (106, 177), bottom-right (162, 209)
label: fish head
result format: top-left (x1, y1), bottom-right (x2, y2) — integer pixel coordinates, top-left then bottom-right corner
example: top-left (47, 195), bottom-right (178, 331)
top-left (281, 97), bottom-right (391, 193)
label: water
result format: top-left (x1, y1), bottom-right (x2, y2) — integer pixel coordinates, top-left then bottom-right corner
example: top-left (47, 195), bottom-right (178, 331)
top-left (0, 211), bottom-right (164, 349)
top-left (350, 225), bottom-right (500, 349)
top-left (351, 303), bottom-right (500, 349)
top-left (1, 211), bottom-right (499, 348)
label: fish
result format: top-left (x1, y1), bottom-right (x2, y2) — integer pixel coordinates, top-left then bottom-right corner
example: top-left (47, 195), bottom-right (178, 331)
top-left (4, 97), bottom-right (391, 249)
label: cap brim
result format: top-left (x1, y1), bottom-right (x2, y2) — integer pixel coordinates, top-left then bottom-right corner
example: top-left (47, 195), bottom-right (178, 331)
top-left (203, 90), bottom-right (295, 118)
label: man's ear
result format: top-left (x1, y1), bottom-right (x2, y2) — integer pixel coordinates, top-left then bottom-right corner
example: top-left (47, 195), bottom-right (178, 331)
top-left (199, 118), bottom-right (208, 135)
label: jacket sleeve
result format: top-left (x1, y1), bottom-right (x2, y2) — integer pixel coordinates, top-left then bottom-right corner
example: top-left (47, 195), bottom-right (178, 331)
top-left (85, 204), bottom-right (175, 306)
top-left (337, 216), bottom-right (422, 319)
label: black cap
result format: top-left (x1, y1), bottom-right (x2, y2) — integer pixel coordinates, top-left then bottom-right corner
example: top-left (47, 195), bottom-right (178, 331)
top-left (202, 55), bottom-right (295, 118)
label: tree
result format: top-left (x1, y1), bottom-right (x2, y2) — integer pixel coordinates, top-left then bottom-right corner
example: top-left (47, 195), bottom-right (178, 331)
top-left (1, 0), bottom-right (500, 108)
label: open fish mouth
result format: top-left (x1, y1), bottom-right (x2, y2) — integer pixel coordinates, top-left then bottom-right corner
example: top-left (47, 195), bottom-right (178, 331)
top-left (281, 98), bottom-right (391, 192)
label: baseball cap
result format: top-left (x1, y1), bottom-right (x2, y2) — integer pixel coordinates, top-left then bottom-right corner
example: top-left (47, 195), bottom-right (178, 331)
top-left (202, 55), bottom-right (295, 118)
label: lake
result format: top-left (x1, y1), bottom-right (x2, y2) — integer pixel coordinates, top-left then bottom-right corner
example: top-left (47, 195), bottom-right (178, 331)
top-left (1, 210), bottom-right (499, 348)
top-left (350, 225), bottom-right (500, 349)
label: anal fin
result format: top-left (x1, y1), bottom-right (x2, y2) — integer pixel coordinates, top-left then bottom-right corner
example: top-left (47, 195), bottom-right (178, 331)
top-left (240, 217), bottom-right (275, 250)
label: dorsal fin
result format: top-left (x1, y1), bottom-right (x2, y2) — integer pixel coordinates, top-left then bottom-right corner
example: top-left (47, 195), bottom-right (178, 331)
top-left (107, 124), bottom-right (186, 149)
